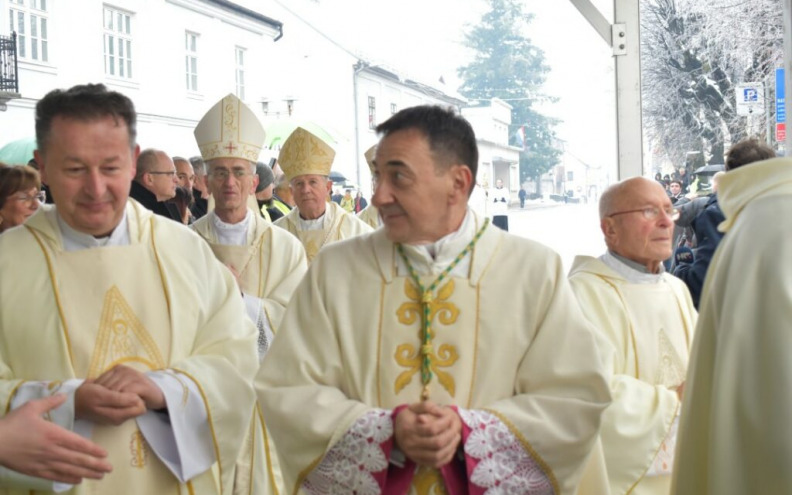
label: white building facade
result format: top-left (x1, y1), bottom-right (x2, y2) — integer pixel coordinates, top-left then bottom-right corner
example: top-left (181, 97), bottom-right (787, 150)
top-left (462, 98), bottom-right (520, 201)
top-left (1, 0), bottom-right (282, 157)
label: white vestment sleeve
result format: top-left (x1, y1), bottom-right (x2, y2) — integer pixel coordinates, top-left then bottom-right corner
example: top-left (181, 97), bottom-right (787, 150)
top-left (136, 370), bottom-right (215, 482)
top-left (243, 292), bottom-right (274, 358)
top-left (3, 379), bottom-right (90, 493)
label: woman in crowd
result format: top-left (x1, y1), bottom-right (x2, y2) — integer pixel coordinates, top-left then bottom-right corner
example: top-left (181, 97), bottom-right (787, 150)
top-left (0, 163), bottom-right (44, 233)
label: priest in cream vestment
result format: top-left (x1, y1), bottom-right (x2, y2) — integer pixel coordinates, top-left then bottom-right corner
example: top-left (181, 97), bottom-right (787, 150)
top-left (274, 127), bottom-right (373, 262)
top-left (191, 93), bottom-right (307, 355)
top-left (569, 177), bottom-right (697, 495)
top-left (257, 105), bottom-right (610, 495)
top-left (673, 157), bottom-right (792, 495)
top-left (0, 84), bottom-right (258, 495)
top-left (357, 144), bottom-right (382, 229)
top-left (190, 94), bottom-right (306, 495)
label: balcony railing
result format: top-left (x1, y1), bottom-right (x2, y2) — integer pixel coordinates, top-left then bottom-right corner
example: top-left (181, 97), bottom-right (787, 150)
top-left (0, 32), bottom-right (19, 93)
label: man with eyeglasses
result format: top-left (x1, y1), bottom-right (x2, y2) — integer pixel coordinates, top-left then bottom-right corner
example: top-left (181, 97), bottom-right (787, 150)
top-left (274, 127), bottom-right (373, 263)
top-left (569, 176), bottom-right (697, 495)
top-left (0, 83), bottom-right (260, 494)
top-left (129, 148), bottom-right (181, 222)
top-left (191, 93), bottom-right (307, 495)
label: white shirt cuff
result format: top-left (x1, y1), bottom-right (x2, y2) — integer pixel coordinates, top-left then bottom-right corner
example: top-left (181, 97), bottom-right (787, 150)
top-left (137, 370), bottom-right (215, 482)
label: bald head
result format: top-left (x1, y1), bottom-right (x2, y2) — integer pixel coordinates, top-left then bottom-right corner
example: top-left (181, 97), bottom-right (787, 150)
top-left (712, 171), bottom-right (725, 192)
top-left (136, 149), bottom-right (177, 201)
top-left (600, 177), bottom-right (674, 272)
top-left (600, 177), bottom-right (661, 219)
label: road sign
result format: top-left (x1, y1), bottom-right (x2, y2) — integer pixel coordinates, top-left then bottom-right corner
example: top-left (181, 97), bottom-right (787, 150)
top-left (777, 123), bottom-right (786, 142)
top-left (735, 82), bottom-right (765, 116)
top-left (776, 68), bottom-right (786, 123)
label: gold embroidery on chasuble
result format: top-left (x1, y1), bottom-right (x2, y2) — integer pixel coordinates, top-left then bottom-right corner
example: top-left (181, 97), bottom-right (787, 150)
top-left (304, 238), bottom-right (320, 262)
top-left (393, 278), bottom-right (461, 398)
top-left (88, 286), bottom-right (166, 379)
top-left (39, 231), bottom-right (183, 491)
top-left (656, 328), bottom-right (686, 388)
top-left (207, 240), bottom-right (264, 297)
top-left (411, 465), bottom-right (448, 495)
top-left (130, 430), bottom-right (151, 468)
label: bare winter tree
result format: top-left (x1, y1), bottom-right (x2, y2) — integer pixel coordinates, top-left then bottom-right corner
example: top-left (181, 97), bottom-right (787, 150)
top-left (641, 0), bottom-right (783, 168)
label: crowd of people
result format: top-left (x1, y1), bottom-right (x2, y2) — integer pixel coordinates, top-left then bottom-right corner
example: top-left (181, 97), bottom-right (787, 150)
top-left (0, 82), bottom-right (789, 495)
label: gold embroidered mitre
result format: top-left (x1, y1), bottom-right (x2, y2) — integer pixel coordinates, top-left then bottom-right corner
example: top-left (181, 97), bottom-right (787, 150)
top-left (194, 93), bottom-right (265, 163)
top-left (364, 144), bottom-right (377, 173)
top-left (278, 127), bottom-right (335, 181)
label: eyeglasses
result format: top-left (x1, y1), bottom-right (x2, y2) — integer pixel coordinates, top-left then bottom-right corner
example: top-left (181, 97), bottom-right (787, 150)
top-left (608, 206), bottom-right (679, 221)
top-left (13, 191), bottom-right (46, 203)
top-left (148, 170), bottom-right (176, 177)
top-left (209, 169), bottom-right (251, 181)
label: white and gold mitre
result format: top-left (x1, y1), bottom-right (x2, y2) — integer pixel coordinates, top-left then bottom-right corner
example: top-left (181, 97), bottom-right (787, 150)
top-left (194, 93), bottom-right (265, 163)
top-left (364, 144), bottom-right (376, 172)
top-left (278, 127), bottom-right (335, 181)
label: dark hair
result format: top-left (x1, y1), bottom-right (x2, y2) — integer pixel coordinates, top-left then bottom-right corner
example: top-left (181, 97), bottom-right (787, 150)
top-left (669, 179), bottom-right (682, 187)
top-left (189, 156), bottom-right (206, 175)
top-left (171, 185), bottom-right (194, 209)
top-left (725, 138), bottom-right (776, 171)
top-left (255, 161), bottom-right (275, 192)
top-left (375, 105), bottom-right (478, 192)
top-left (0, 164), bottom-right (41, 209)
top-left (36, 83), bottom-right (137, 154)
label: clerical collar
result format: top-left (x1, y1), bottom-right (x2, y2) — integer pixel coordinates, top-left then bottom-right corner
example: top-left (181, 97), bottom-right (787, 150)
top-left (57, 210), bottom-right (130, 252)
top-left (600, 250), bottom-right (664, 284)
top-left (297, 210), bottom-right (326, 231)
top-left (210, 209), bottom-right (251, 246)
top-left (398, 209), bottom-right (475, 277)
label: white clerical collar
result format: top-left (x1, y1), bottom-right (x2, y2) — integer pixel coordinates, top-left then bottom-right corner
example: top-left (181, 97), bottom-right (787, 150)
top-left (210, 209), bottom-right (251, 246)
top-left (599, 250), bottom-right (665, 284)
top-left (297, 210), bottom-right (327, 231)
top-left (57, 211), bottom-right (130, 252)
top-left (397, 209), bottom-right (475, 277)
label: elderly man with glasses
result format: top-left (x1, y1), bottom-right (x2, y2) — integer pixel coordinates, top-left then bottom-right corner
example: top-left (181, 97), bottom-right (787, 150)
top-left (129, 148), bottom-right (181, 222)
top-left (190, 94), bottom-right (307, 495)
top-left (569, 176), bottom-right (697, 495)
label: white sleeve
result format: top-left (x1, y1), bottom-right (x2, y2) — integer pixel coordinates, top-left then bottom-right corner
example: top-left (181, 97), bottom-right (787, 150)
top-left (4, 379), bottom-right (91, 493)
top-left (136, 370), bottom-right (215, 482)
top-left (242, 293), bottom-right (274, 359)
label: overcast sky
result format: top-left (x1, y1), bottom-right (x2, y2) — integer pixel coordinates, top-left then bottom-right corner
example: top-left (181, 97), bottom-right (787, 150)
top-left (258, 0), bottom-right (618, 174)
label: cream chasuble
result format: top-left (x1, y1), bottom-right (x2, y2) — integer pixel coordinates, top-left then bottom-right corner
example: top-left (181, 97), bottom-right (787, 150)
top-left (257, 210), bottom-right (611, 495)
top-left (192, 209), bottom-right (307, 495)
top-left (569, 255), bottom-right (697, 495)
top-left (672, 158), bottom-right (792, 495)
top-left (192, 209), bottom-right (307, 342)
top-left (274, 200), bottom-right (373, 262)
top-left (357, 204), bottom-right (381, 229)
top-left (0, 200), bottom-right (259, 495)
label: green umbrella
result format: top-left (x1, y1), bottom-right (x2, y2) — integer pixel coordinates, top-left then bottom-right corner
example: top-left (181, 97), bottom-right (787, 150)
top-left (0, 137), bottom-right (37, 166)
top-left (264, 120), bottom-right (338, 149)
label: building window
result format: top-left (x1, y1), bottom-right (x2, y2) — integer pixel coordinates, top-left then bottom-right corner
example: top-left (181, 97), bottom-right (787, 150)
top-left (567, 171), bottom-right (574, 181)
top-left (185, 31), bottom-right (198, 91)
top-left (103, 6), bottom-right (133, 78)
top-left (8, 0), bottom-right (49, 62)
top-left (235, 46), bottom-right (245, 100)
top-left (368, 96), bottom-right (376, 129)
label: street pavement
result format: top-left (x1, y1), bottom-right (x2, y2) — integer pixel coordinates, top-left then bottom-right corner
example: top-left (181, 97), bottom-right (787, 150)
top-left (505, 201), bottom-right (605, 273)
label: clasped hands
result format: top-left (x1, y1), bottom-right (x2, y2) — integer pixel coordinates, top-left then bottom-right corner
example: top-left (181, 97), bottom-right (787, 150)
top-left (75, 364), bottom-right (166, 425)
top-left (393, 400), bottom-right (462, 468)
